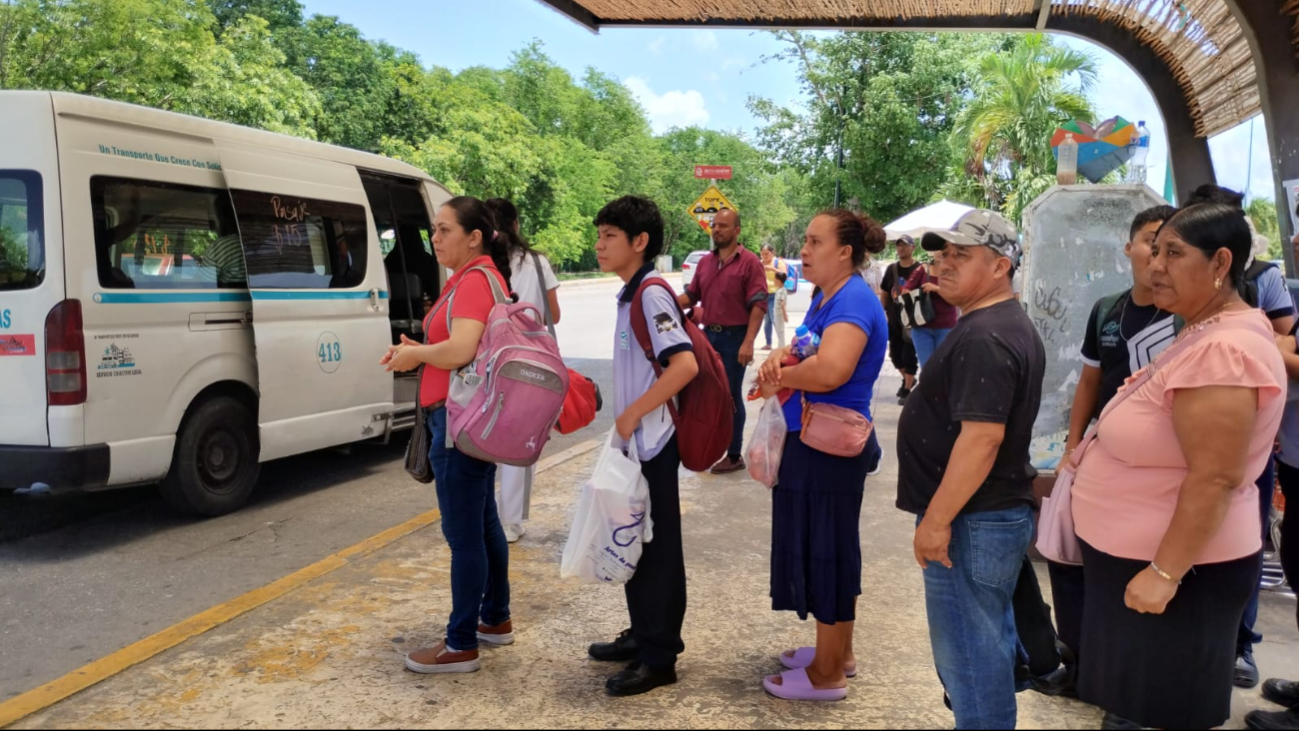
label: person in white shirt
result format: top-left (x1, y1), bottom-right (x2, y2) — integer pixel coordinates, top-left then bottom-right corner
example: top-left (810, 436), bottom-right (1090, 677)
top-left (486, 198), bottom-right (561, 544)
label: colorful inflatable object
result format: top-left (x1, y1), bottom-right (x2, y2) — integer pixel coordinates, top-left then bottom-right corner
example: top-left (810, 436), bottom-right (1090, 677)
top-left (1051, 117), bottom-right (1137, 183)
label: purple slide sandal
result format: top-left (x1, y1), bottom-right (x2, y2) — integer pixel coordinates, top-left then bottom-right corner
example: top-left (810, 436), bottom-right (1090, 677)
top-left (779, 647), bottom-right (858, 678)
top-left (763, 668), bottom-right (848, 702)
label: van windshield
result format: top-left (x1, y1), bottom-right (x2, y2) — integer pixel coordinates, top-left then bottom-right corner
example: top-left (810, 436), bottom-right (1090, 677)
top-left (0, 171), bottom-right (44, 291)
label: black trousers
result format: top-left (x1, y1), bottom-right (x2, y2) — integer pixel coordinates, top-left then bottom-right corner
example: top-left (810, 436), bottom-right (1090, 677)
top-left (1278, 459), bottom-right (1299, 631)
top-left (625, 435), bottom-right (687, 670)
top-left (887, 316), bottom-right (917, 377)
top-left (1047, 559), bottom-right (1086, 664)
top-left (1013, 554), bottom-right (1062, 677)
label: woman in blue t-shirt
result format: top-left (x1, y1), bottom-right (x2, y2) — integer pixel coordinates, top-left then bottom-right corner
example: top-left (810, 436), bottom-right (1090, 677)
top-left (754, 209), bottom-right (889, 702)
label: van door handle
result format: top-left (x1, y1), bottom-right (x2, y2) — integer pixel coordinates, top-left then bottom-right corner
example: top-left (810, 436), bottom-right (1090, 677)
top-left (370, 288), bottom-right (381, 311)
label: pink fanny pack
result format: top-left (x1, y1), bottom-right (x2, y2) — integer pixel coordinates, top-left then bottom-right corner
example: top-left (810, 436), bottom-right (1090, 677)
top-left (799, 394), bottom-right (872, 458)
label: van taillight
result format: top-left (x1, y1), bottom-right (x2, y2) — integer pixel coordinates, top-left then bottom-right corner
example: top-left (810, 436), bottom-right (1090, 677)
top-left (46, 300), bottom-right (86, 406)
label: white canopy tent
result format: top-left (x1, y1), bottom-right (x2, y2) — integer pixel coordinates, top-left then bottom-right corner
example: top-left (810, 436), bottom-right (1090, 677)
top-left (883, 200), bottom-right (974, 241)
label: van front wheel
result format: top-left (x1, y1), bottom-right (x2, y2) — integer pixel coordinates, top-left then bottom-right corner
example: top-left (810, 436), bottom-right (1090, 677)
top-left (161, 397), bottom-right (260, 516)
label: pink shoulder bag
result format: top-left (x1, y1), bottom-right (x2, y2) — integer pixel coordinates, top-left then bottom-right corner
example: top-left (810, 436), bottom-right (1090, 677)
top-left (1036, 317), bottom-right (1214, 565)
top-left (799, 393), bottom-right (873, 458)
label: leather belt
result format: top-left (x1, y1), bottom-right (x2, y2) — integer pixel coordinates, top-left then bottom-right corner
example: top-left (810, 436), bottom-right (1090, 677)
top-left (706, 324), bottom-right (747, 333)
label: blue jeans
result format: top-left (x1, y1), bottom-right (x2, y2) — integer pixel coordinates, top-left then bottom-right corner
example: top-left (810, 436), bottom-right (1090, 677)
top-left (912, 327), bottom-right (953, 368)
top-left (920, 505), bottom-right (1034, 730)
top-left (1238, 452), bottom-right (1276, 655)
top-left (763, 293), bottom-right (776, 347)
top-left (706, 327), bottom-right (747, 459)
top-left (429, 407), bottom-right (511, 651)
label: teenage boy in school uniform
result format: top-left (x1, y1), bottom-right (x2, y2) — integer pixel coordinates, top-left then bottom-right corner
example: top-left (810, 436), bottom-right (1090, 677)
top-left (586, 195), bottom-right (700, 697)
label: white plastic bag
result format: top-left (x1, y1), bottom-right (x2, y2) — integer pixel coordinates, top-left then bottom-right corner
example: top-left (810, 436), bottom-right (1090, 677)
top-left (745, 397), bottom-right (788, 489)
top-left (560, 431), bottom-right (654, 584)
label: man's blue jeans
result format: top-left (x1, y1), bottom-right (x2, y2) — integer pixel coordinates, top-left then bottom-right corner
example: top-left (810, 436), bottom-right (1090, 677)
top-left (429, 407), bottom-right (511, 651)
top-left (706, 327), bottom-right (748, 459)
top-left (920, 505), bottom-right (1034, 730)
top-left (912, 326), bottom-right (953, 368)
top-left (763, 292), bottom-right (776, 347)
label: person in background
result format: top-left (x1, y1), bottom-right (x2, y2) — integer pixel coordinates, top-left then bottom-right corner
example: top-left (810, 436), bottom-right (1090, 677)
top-left (901, 252), bottom-right (959, 368)
top-left (485, 198), bottom-right (561, 545)
top-left (756, 209), bottom-right (888, 701)
top-left (859, 248), bottom-right (884, 296)
top-left (679, 209), bottom-right (768, 475)
top-left (761, 244), bottom-right (788, 351)
top-left (1247, 208), bottom-right (1299, 731)
top-left (774, 270), bottom-right (790, 349)
top-left (585, 196), bottom-right (699, 697)
top-left (895, 210), bottom-right (1044, 729)
top-left (381, 196), bottom-right (516, 675)
top-left (1051, 205), bottom-right (1179, 716)
top-left (1069, 203), bottom-right (1284, 730)
top-left (1184, 184), bottom-right (1295, 689)
top-left (880, 236), bottom-right (921, 404)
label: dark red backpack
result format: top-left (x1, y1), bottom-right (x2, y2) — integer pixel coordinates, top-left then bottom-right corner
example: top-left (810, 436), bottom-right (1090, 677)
top-left (629, 278), bottom-right (733, 472)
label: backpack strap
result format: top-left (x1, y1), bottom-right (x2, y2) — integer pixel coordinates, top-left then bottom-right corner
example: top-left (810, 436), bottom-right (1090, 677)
top-left (443, 265), bottom-right (508, 333)
top-left (1094, 291), bottom-right (1127, 346)
top-left (628, 277), bottom-right (684, 422)
top-left (530, 252), bottom-right (557, 337)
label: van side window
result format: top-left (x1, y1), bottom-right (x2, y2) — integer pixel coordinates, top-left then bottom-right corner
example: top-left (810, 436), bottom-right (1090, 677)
top-left (0, 170), bottom-right (44, 291)
top-left (227, 189), bottom-right (368, 290)
top-left (91, 177), bottom-right (245, 290)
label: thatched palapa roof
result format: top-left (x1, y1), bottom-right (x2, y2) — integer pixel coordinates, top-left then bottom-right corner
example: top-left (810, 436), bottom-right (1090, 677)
top-left (538, 0), bottom-right (1299, 138)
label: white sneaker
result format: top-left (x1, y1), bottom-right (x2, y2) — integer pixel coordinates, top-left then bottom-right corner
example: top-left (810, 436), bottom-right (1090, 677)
top-left (503, 524), bottom-right (524, 544)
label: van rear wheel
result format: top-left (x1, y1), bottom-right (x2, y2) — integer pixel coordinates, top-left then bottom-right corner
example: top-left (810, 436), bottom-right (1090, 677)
top-left (161, 396), bottom-right (260, 517)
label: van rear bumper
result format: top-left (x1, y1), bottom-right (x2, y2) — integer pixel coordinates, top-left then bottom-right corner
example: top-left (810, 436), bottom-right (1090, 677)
top-left (0, 444), bottom-right (110, 491)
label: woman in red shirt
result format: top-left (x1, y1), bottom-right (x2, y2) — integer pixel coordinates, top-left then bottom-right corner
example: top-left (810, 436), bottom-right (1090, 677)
top-left (381, 196), bottom-right (515, 675)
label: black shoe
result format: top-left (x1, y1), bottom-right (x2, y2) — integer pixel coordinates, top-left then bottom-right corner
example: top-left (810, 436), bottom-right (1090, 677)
top-left (1029, 664), bottom-right (1078, 698)
top-left (897, 388), bottom-right (911, 406)
top-left (1246, 706), bottom-right (1299, 731)
top-left (896, 385), bottom-right (907, 398)
top-left (1237, 650), bottom-right (1262, 689)
top-left (1101, 712), bottom-right (1143, 731)
top-left (605, 661), bottom-right (677, 697)
top-left (1265, 679), bottom-right (1299, 708)
top-left (588, 629), bottom-right (638, 662)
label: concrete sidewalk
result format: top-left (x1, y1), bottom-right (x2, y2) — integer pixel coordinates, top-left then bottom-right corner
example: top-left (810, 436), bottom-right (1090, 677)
top-left (10, 379), bottom-right (1298, 729)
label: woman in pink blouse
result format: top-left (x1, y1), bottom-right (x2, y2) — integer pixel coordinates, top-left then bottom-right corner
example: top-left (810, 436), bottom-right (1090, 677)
top-left (1069, 203), bottom-right (1286, 729)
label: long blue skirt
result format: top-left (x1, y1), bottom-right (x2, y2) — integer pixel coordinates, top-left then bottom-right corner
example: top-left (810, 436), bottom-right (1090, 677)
top-left (770, 434), bottom-right (870, 625)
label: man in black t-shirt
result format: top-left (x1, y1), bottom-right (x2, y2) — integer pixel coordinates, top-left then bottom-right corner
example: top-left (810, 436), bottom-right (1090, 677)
top-left (880, 235), bottom-right (921, 403)
top-left (895, 209), bottom-right (1045, 730)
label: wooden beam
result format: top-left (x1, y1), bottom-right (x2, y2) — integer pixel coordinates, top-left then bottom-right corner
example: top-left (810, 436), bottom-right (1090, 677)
top-left (532, 0), bottom-right (600, 33)
top-left (1036, 0), bottom-right (1053, 30)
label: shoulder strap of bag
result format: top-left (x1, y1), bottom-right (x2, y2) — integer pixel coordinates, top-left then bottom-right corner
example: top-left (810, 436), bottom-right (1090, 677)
top-left (442, 265), bottom-right (508, 333)
top-left (1094, 291), bottom-right (1127, 345)
top-left (628, 277), bottom-right (684, 423)
top-left (530, 251), bottom-right (557, 337)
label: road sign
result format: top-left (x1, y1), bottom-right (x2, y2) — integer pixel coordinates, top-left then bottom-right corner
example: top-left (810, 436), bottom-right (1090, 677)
top-left (694, 165), bottom-right (733, 180)
top-left (689, 185), bottom-right (737, 235)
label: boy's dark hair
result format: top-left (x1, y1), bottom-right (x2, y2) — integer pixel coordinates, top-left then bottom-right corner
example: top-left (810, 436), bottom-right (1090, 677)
top-left (775, 271), bottom-right (788, 284)
top-left (1183, 184), bottom-right (1244, 209)
top-left (1130, 205), bottom-right (1178, 240)
top-left (594, 196), bottom-right (665, 260)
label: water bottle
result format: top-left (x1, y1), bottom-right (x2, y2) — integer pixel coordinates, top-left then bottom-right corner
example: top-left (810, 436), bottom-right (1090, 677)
top-left (792, 325), bottom-right (821, 360)
top-left (1056, 133), bottom-right (1079, 186)
top-left (1128, 121), bottom-right (1151, 184)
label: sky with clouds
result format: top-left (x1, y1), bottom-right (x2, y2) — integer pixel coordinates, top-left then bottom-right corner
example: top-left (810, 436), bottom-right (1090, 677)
top-left (300, 0), bottom-right (1280, 207)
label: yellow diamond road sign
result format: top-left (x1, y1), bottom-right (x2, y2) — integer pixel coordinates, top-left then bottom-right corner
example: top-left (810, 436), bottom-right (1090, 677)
top-left (689, 185), bottom-right (737, 235)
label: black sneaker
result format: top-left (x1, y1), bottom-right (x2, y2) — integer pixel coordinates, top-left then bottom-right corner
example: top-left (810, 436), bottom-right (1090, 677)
top-left (1246, 706), bottom-right (1299, 731)
top-left (896, 385), bottom-right (908, 398)
top-left (1237, 650), bottom-right (1262, 689)
top-left (606, 661), bottom-right (677, 697)
top-left (589, 629), bottom-right (638, 662)
top-left (1265, 679), bottom-right (1299, 708)
top-left (897, 388), bottom-right (911, 406)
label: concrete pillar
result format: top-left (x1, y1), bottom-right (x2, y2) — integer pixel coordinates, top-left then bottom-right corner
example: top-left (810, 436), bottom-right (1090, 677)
top-left (1227, 0), bottom-right (1299, 274)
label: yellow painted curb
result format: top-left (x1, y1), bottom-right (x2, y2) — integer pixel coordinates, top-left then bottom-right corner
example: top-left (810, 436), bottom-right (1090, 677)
top-left (0, 508), bottom-right (441, 729)
top-left (0, 437), bottom-right (603, 729)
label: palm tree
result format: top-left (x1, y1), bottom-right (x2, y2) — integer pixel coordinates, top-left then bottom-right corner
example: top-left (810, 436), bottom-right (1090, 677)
top-left (949, 35), bottom-right (1097, 221)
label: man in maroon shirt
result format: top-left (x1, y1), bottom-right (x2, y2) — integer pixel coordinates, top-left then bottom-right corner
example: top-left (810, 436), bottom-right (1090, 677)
top-left (677, 208), bottom-right (768, 474)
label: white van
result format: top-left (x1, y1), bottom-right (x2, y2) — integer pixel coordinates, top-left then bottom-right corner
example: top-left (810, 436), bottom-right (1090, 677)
top-left (0, 91), bottom-right (452, 515)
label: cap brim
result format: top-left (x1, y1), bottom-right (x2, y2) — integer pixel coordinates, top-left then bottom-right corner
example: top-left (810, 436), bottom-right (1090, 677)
top-left (921, 230), bottom-right (982, 251)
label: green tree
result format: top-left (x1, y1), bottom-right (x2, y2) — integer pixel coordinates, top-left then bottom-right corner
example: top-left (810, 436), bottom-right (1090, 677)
top-left (1246, 198), bottom-right (1284, 262)
top-left (208, 0), bottom-right (302, 36)
top-left (946, 34), bottom-right (1097, 222)
top-left (283, 14), bottom-right (395, 151)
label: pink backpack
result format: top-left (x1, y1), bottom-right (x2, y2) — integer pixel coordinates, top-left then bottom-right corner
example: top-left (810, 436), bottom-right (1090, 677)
top-left (445, 266), bottom-right (570, 466)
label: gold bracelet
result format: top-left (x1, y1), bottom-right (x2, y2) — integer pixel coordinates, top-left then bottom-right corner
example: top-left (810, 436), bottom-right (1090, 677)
top-left (1150, 562), bottom-right (1181, 585)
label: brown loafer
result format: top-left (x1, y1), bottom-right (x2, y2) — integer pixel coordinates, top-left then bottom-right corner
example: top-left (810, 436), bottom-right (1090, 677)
top-left (405, 641), bottom-right (480, 674)
top-left (710, 456), bottom-right (746, 475)
top-left (477, 620), bottom-right (514, 646)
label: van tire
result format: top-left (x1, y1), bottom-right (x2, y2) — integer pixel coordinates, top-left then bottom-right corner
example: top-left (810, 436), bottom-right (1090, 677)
top-left (161, 396), bottom-right (260, 517)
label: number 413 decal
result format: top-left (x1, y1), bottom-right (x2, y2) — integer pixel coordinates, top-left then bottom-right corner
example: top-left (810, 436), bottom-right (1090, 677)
top-left (319, 342), bottom-right (342, 363)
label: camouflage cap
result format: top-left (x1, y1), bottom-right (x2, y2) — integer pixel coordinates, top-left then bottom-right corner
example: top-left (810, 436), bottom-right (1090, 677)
top-left (921, 209), bottom-right (1021, 268)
